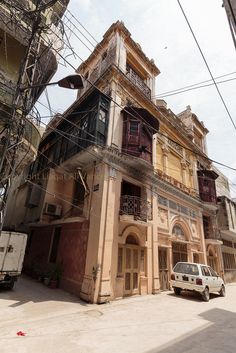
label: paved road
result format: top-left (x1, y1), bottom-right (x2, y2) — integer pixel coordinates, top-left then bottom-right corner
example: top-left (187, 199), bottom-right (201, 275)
top-left (0, 276), bottom-right (236, 353)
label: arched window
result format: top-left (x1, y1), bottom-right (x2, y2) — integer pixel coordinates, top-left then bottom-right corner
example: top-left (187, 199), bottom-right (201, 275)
top-left (126, 234), bottom-right (139, 245)
top-left (172, 225), bottom-right (185, 240)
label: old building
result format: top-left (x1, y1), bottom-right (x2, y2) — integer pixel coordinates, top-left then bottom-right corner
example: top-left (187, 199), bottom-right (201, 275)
top-left (4, 21), bottom-right (222, 302)
top-left (215, 167), bottom-right (236, 282)
top-left (223, 0), bottom-right (236, 49)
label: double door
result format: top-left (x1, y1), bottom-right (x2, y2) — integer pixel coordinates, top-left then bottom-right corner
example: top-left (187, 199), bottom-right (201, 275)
top-left (124, 246), bottom-right (139, 295)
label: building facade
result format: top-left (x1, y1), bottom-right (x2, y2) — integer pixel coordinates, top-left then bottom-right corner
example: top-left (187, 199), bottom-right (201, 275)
top-left (0, 0), bottom-right (69, 220)
top-left (4, 21), bottom-right (223, 302)
top-left (223, 0), bottom-right (236, 49)
top-left (214, 167), bottom-right (236, 282)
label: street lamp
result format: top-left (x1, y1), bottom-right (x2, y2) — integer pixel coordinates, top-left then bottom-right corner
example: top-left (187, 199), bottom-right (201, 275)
top-left (20, 74), bottom-right (84, 90)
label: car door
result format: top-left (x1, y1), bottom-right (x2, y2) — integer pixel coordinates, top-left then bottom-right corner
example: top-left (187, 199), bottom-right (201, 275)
top-left (209, 266), bottom-right (222, 291)
top-left (201, 265), bottom-right (214, 292)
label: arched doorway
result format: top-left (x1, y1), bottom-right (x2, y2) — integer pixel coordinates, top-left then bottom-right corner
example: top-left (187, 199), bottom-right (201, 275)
top-left (207, 247), bottom-right (217, 271)
top-left (122, 234), bottom-right (145, 296)
top-left (172, 224), bottom-right (188, 267)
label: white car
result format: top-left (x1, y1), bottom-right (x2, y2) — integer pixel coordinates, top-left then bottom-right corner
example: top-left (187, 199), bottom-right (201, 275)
top-left (171, 262), bottom-right (225, 302)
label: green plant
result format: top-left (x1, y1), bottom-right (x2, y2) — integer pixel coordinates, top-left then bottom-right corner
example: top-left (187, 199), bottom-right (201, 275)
top-left (49, 263), bottom-right (63, 282)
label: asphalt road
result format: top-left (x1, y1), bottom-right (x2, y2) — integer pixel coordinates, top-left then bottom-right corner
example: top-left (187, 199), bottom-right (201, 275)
top-left (0, 276), bottom-right (236, 353)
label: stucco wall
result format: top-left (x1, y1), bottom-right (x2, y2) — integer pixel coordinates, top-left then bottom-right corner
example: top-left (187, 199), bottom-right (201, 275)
top-left (58, 221), bottom-right (89, 296)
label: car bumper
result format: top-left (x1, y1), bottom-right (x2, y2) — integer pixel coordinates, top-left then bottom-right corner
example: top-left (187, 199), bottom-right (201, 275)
top-left (171, 280), bottom-right (205, 293)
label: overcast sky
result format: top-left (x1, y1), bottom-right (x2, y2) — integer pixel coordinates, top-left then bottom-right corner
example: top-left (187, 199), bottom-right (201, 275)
top-left (38, 0), bottom-right (236, 196)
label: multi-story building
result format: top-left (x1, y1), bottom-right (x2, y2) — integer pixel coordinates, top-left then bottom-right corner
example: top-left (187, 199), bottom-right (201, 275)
top-left (223, 0), bottom-right (236, 49)
top-left (4, 21), bottom-right (222, 302)
top-left (215, 167), bottom-right (236, 282)
top-left (0, 0), bottom-right (69, 205)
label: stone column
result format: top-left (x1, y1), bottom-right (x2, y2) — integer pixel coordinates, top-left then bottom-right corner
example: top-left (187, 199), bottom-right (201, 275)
top-left (95, 166), bottom-right (121, 303)
top-left (151, 188), bottom-right (160, 294)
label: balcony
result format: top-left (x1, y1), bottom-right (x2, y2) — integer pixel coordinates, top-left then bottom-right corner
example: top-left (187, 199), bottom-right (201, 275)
top-left (120, 195), bottom-right (152, 222)
top-left (126, 66), bottom-right (151, 99)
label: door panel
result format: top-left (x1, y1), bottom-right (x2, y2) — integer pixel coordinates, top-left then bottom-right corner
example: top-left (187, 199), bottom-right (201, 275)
top-left (159, 248), bottom-right (169, 291)
top-left (124, 246), bottom-right (141, 295)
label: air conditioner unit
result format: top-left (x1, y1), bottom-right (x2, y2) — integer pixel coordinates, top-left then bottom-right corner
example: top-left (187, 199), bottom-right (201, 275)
top-left (43, 203), bottom-right (62, 217)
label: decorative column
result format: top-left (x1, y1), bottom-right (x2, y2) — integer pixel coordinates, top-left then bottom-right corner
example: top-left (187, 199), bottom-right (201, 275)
top-left (181, 159), bottom-right (187, 185)
top-left (162, 144), bottom-right (169, 175)
top-left (152, 186), bottom-right (160, 294)
top-left (95, 166), bottom-right (121, 303)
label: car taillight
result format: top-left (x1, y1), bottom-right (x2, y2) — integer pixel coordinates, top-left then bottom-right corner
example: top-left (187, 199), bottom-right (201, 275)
top-left (171, 273), bottom-right (175, 280)
top-left (196, 278), bottom-right (203, 285)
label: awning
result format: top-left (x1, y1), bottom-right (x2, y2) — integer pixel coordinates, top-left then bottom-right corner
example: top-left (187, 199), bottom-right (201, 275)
top-left (122, 106), bottom-right (159, 132)
top-left (197, 170), bottom-right (219, 180)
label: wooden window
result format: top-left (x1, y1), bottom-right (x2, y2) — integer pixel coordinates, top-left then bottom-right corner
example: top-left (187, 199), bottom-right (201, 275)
top-left (140, 249), bottom-right (145, 274)
top-left (130, 121), bottom-right (139, 135)
top-left (117, 246), bottom-right (123, 275)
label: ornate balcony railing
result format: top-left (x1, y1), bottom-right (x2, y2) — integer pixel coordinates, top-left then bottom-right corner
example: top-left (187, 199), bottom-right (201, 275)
top-left (126, 66), bottom-right (151, 99)
top-left (120, 195), bottom-right (152, 222)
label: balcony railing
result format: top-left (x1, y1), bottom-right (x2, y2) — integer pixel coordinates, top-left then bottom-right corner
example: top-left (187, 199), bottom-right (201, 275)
top-left (126, 67), bottom-right (151, 99)
top-left (120, 195), bottom-right (152, 222)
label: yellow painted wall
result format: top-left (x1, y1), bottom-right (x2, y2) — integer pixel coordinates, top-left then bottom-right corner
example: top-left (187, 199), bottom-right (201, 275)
top-left (0, 30), bottom-right (25, 81)
top-left (168, 152), bottom-right (182, 182)
top-left (156, 143), bottom-right (164, 171)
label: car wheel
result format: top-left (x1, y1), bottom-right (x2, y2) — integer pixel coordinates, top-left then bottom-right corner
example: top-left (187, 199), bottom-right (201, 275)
top-left (174, 287), bottom-right (181, 295)
top-left (219, 285), bottom-right (226, 297)
top-left (202, 287), bottom-right (210, 302)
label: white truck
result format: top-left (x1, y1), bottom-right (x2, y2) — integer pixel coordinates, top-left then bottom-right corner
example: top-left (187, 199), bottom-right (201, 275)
top-left (0, 231), bottom-right (27, 289)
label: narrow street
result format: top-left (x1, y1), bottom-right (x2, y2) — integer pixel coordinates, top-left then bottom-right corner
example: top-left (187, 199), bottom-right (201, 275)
top-left (0, 276), bottom-right (236, 353)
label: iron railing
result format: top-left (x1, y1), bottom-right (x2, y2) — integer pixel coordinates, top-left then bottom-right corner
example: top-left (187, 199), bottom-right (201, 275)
top-left (120, 195), bottom-right (152, 222)
top-left (126, 67), bottom-right (151, 99)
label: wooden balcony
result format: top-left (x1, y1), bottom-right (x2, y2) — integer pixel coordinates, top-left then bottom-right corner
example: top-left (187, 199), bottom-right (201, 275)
top-left (120, 195), bottom-right (152, 222)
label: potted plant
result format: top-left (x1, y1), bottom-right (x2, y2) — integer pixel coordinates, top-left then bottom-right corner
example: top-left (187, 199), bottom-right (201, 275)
top-left (49, 264), bottom-right (63, 289)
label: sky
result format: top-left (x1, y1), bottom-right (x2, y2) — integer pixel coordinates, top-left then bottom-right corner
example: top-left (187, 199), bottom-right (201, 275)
top-left (37, 0), bottom-right (236, 196)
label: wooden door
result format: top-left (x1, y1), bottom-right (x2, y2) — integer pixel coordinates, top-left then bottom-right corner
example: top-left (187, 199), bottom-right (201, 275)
top-left (158, 248), bottom-right (169, 291)
top-left (124, 246), bottom-right (140, 295)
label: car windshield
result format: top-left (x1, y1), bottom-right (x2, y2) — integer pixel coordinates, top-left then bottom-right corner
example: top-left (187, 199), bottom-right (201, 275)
top-left (173, 263), bottom-right (199, 276)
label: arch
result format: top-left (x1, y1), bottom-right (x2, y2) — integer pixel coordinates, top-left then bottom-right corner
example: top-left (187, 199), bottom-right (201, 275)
top-left (207, 244), bottom-right (217, 258)
top-left (170, 215), bottom-right (192, 241)
top-left (119, 225), bottom-right (146, 247)
top-left (207, 244), bottom-right (218, 271)
top-left (172, 224), bottom-right (185, 240)
top-left (126, 234), bottom-right (139, 245)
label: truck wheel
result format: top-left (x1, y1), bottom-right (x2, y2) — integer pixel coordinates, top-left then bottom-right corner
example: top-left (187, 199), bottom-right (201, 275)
top-left (174, 287), bottom-right (181, 295)
top-left (202, 287), bottom-right (210, 302)
top-left (219, 285), bottom-right (226, 297)
top-left (7, 278), bottom-right (15, 290)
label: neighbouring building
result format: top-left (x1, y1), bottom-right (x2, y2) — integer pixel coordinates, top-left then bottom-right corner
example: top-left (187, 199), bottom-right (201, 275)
top-left (223, 0), bottom-right (236, 49)
top-left (4, 21), bottom-right (223, 302)
top-left (214, 167), bottom-right (236, 282)
top-left (0, 0), bottom-right (69, 203)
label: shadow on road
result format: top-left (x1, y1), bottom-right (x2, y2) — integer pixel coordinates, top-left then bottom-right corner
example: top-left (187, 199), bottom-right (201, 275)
top-left (145, 307), bottom-right (236, 353)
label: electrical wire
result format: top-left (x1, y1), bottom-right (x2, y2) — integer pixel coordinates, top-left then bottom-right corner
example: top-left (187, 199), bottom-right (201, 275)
top-left (154, 76), bottom-right (236, 99)
top-left (153, 71), bottom-right (236, 98)
top-left (177, 0), bottom-right (236, 131)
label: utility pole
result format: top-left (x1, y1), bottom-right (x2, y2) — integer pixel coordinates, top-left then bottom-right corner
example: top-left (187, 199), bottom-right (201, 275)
top-left (0, 0), bottom-right (58, 230)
